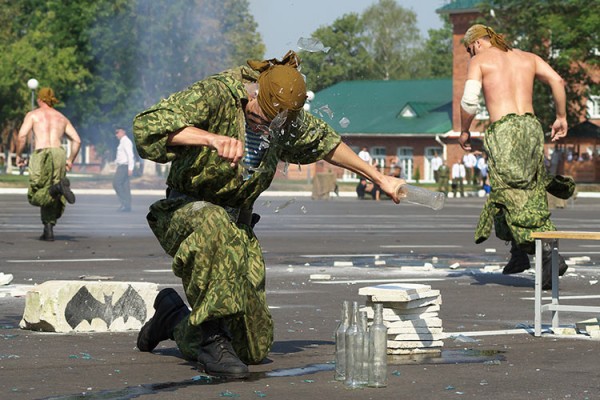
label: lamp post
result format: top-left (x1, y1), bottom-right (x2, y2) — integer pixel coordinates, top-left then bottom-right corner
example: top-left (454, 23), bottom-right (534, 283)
top-left (26, 78), bottom-right (38, 156)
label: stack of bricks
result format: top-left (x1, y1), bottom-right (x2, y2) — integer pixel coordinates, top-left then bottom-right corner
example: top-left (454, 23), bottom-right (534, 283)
top-left (358, 283), bottom-right (443, 355)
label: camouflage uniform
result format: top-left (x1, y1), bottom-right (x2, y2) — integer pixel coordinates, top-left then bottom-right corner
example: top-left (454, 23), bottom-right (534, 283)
top-left (27, 147), bottom-right (67, 225)
top-left (133, 66), bottom-right (341, 364)
top-left (437, 164), bottom-right (450, 195)
top-left (474, 113), bottom-right (574, 254)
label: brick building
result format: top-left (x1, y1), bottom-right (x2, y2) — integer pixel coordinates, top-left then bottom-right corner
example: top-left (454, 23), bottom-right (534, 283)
top-left (278, 0), bottom-right (599, 184)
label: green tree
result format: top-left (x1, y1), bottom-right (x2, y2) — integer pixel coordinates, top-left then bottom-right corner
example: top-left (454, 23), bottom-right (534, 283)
top-left (0, 0), bottom-right (265, 159)
top-left (478, 0), bottom-right (600, 129)
top-left (362, 0), bottom-right (424, 80)
top-left (420, 15), bottom-right (453, 78)
top-left (299, 13), bottom-right (374, 92)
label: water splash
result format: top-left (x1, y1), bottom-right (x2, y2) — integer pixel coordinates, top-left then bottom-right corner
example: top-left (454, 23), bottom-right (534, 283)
top-left (297, 37), bottom-right (331, 53)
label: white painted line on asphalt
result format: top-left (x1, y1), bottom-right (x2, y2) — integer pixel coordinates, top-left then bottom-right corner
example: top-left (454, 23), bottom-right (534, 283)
top-left (6, 258), bottom-right (123, 263)
top-left (380, 245), bottom-right (462, 248)
top-left (444, 328), bottom-right (533, 338)
top-left (314, 278), bottom-right (445, 285)
top-left (143, 269), bottom-right (173, 273)
top-left (300, 254), bottom-right (395, 258)
top-left (522, 294), bottom-right (600, 301)
top-left (560, 251), bottom-right (600, 255)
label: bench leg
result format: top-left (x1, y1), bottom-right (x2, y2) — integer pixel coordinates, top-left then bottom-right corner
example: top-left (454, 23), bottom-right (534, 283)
top-left (534, 239), bottom-right (543, 336)
top-left (551, 239), bottom-right (560, 330)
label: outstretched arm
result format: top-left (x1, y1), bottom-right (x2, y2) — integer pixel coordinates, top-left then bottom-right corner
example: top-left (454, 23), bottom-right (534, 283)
top-left (324, 142), bottom-right (406, 203)
top-left (535, 55), bottom-right (567, 141)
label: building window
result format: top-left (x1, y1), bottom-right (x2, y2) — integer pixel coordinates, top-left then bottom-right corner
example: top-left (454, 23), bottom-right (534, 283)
top-left (397, 147), bottom-right (413, 181)
top-left (588, 95), bottom-right (600, 118)
top-left (372, 146), bottom-right (386, 168)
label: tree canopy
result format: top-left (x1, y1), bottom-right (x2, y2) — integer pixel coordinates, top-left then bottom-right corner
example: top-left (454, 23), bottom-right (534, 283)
top-left (0, 0), bottom-right (264, 157)
top-left (299, 0), bottom-right (452, 92)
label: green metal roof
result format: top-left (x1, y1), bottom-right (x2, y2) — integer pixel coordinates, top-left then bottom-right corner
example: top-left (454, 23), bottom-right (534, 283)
top-left (436, 0), bottom-right (484, 14)
top-left (309, 79), bottom-right (452, 135)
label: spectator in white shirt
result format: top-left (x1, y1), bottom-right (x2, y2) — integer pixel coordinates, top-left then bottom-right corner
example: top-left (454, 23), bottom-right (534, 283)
top-left (113, 128), bottom-right (135, 212)
top-left (452, 160), bottom-right (466, 198)
top-left (431, 152), bottom-right (443, 182)
top-left (462, 151), bottom-right (477, 185)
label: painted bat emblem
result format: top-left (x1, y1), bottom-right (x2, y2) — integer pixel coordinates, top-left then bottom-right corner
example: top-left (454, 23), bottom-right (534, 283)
top-left (64, 285), bottom-right (147, 329)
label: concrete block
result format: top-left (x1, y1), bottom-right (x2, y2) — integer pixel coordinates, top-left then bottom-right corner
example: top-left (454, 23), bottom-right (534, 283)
top-left (390, 332), bottom-right (445, 341)
top-left (362, 304), bottom-right (440, 319)
top-left (387, 339), bottom-right (444, 349)
top-left (359, 283), bottom-right (439, 302)
top-left (385, 317), bottom-right (443, 329)
top-left (366, 296), bottom-right (441, 309)
top-left (20, 280), bottom-right (158, 333)
top-left (387, 326), bottom-right (444, 335)
top-left (388, 347), bottom-right (442, 355)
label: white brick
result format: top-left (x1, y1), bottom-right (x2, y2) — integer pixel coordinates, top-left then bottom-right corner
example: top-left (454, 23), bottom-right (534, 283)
top-left (387, 339), bottom-right (444, 349)
top-left (387, 326), bottom-right (444, 335)
top-left (390, 332), bottom-right (445, 341)
top-left (385, 317), bottom-right (443, 329)
top-left (366, 296), bottom-right (441, 309)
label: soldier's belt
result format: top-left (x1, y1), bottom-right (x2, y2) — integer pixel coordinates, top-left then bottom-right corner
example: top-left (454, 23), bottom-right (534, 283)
top-left (167, 188), bottom-right (253, 226)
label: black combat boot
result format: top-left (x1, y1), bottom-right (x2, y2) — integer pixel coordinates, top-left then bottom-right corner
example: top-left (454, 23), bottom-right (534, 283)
top-left (197, 319), bottom-right (249, 379)
top-left (541, 242), bottom-right (569, 290)
top-left (502, 241), bottom-right (531, 275)
top-left (137, 288), bottom-right (190, 352)
top-left (40, 223), bottom-right (54, 241)
top-left (49, 178), bottom-right (76, 204)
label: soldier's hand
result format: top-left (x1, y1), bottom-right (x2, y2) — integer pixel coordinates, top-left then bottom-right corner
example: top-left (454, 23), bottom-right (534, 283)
top-left (550, 118), bottom-right (567, 142)
top-left (459, 131), bottom-right (472, 151)
top-left (209, 135), bottom-right (244, 167)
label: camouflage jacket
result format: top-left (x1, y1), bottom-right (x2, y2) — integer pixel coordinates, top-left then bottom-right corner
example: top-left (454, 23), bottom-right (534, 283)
top-left (133, 66), bottom-right (341, 210)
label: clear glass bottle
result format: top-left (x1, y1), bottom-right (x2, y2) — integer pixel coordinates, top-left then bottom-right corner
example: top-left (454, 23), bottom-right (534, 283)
top-left (395, 183), bottom-right (445, 210)
top-left (368, 303), bottom-right (388, 388)
top-left (359, 310), bottom-right (370, 386)
top-left (334, 300), bottom-right (350, 381)
top-left (344, 301), bottom-right (364, 389)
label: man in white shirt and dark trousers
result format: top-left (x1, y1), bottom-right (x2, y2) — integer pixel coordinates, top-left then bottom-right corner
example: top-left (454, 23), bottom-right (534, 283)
top-left (451, 160), bottom-right (466, 198)
top-left (113, 128), bottom-right (134, 212)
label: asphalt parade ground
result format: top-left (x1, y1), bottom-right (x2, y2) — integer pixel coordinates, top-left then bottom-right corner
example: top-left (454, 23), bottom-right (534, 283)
top-left (1, 190), bottom-right (600, 400)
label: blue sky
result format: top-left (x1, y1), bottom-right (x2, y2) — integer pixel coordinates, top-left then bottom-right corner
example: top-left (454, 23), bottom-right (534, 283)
top-left (248, 0), bottom-right (448, 58)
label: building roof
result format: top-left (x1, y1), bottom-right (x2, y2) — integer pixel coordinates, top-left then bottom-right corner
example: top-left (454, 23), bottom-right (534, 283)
top-left (309, 79), bottom-right (452, 136)
top-left (436, 0), bottom-right (484, 14)
top-left (568, 120), bottom-right (600, 139)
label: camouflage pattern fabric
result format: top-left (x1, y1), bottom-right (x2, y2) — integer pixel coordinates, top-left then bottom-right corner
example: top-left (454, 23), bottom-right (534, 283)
top-left (134, 66), bottom-right (341, 364)
top-left (133, 65), bottom-right (341, 210)
top-left (437, 164), bottom-right (450, 195)
top-left (474, 113), bottom-right (574, 254)
top-left (27, 148), bottom-right (67, 225)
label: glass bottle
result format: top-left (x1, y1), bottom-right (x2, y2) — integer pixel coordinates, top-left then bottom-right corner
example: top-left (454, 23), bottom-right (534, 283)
top-left (359, 310), bottom-right (369, 386)
top-left (368, 303), bottom-right (388, 388)
top-left (395, 183), bottom-right (445, 210)
top-left (344, 301), bottom-right (364, 389)
top-left (334, 300), bottom-right (350, 381)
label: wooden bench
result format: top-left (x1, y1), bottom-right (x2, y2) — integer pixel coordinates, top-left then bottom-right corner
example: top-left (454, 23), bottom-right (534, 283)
top-left (531, 231), bottom-right (600, 337)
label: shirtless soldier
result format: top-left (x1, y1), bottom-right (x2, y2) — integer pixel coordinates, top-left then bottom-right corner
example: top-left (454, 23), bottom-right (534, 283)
top-left (16, 87), bottom-right (81, 241)
top-left (459, 25), bottom-right (574, 290)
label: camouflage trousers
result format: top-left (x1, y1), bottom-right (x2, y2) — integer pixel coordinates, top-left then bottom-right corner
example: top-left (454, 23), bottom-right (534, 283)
top-left (475, 113), bottom-right (554, 253)
top-left (28, 148), bottom-right (67, 225)
top-left (147, 196), bottom-right (273, 364)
